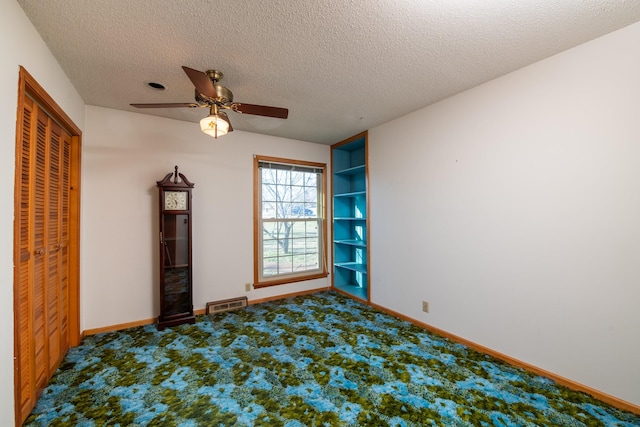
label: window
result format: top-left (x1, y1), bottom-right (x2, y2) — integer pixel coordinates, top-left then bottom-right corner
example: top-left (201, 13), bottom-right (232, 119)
top-left (254, 156), bottom-right (327, 287)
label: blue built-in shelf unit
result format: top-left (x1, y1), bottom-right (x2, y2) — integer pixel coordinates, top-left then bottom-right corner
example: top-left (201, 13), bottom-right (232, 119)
top-left (331, 131), bottom-right (369, 301)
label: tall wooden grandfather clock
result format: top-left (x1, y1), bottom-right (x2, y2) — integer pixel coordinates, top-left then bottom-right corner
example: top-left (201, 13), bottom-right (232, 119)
top-left (156, 166), bottom-right (196, 330)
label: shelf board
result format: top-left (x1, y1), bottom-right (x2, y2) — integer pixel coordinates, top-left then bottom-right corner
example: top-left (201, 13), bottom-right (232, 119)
top-left (334, 217), bottom-right (366, 221)
top-left (334, 262), bottom-right (367, 273)
top-left (334, 164), bottom-right (365, 176)
top-left (334, 282), bottom-right (368, 300)
top-left (334, 190), bottom-right (366, 198)
top-left (335, 239), bottom-right (367, 248)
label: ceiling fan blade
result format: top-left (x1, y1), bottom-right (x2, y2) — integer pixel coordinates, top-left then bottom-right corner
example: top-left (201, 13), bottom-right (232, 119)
top-left (130, 103), bottom-right (200, 108)
top-left (218, 112), bottom-right (233, 132)
top-left (233, 103), bottom-right (289, 119)
top-left (182, 66), bottom-right (216, 98)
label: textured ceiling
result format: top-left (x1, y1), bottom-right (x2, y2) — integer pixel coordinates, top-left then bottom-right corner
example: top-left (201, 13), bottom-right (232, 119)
top-left (17, 0), bottom-right (640, 144)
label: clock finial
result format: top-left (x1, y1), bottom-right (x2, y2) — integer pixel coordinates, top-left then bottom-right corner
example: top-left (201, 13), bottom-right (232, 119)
top-left (173, 165), bottom-right (179, 183)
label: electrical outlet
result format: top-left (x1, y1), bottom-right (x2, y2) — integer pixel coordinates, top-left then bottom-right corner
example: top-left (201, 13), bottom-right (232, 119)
top-left (422, 301), bottom-right (429, 313)
top-left (245, 283), bottom-right (252, 292)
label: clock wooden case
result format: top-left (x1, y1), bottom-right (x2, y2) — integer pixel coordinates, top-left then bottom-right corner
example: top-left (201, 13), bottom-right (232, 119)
top-left (156, 166), bottom-right (196, 330)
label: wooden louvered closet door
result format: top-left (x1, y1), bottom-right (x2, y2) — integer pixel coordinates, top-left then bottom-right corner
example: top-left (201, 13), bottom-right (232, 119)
top-left (14, 73), bottom-right (78, 426)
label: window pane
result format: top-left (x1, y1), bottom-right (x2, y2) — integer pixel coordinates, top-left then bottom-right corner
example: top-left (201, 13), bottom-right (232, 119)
top-left (262, 170), bottom-right (276, 185)
top-left (304, 187), bottom-right (317, 203)
top-left (262, 258), bottom-right (275, 276)
top-left (262, 201), bottom-right (276, 219)
top-left (276, 169), bottom-right (288, 185)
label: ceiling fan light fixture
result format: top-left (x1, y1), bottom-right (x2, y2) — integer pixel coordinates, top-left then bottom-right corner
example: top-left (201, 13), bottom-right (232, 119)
top-left (200, 113), bottom-right (229, 138)
top-left (132, 67), bottom-right (288, 138)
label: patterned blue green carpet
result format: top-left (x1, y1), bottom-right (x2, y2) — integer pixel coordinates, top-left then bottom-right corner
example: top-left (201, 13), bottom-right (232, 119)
top-left (25, 291), bottom-right (640, 426)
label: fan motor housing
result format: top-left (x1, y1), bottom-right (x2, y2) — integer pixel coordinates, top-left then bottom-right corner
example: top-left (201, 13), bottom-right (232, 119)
top-left (215, 85), bottom-right (233, 104)
top-left (194, 85), bottom-right (233, 105)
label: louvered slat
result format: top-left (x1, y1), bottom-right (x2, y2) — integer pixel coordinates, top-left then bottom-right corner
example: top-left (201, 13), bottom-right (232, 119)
top-left (47, 122), bottom-right (61, 372)
top-left (32, 109), bottom-right (49, 390)
top-left (59, 133), bottom-right (72, 350)
top-left (16, 97), bottom-right (35, 415)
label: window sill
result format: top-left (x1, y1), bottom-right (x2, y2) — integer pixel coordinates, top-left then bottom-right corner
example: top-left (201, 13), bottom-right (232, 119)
top-left (254, 271), bottom-right (329, 288)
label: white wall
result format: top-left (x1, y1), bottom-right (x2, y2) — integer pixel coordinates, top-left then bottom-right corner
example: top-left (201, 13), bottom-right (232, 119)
top-left (82, 107), bottom-right (330, 330)
top-left (369, 22), bottom-right (640, 405)
top-left (0, 0), bottom-right (86, 423)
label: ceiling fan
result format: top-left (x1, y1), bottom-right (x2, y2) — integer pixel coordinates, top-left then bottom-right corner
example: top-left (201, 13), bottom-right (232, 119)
top-left (131, 66), bottom-right (289, 138)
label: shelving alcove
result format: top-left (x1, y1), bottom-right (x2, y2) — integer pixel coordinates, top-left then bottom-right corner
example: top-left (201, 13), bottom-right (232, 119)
top-left (331, 131), bottom-right (369, 301)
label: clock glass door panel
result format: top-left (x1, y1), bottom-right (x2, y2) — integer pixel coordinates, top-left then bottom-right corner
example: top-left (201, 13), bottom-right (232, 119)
top-left (163, 214), bottom-right (189, 268)
top-left (162, 214), bottom-right (190, 316)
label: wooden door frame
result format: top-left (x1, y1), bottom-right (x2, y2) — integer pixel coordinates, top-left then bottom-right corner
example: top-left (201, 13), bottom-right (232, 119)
top-left (13, 66), bottom-right (82, 424)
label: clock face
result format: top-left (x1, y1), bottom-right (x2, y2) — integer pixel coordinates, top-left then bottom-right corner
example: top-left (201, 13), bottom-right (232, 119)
top-left (164, 191), bottom-right (187, 210)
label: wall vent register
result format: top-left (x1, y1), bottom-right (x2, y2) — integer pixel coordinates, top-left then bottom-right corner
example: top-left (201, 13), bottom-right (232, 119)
top-left (206, 297), bottom-right (249, 314)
